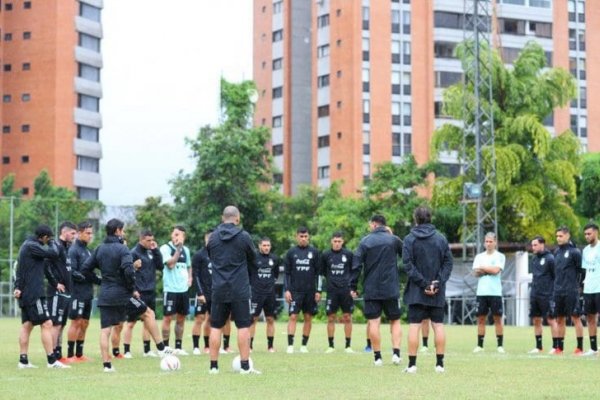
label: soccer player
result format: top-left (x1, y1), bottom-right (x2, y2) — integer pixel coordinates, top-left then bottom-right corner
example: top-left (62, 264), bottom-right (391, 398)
top-left (46, 221), bottom-right (77, 362)
top-left (14, 225), bottom-right (70, 369)
top-left (191, 230), bottom-right (213, 355)
top-left (249, 237), bottom-right (281, 352)
top-left (122, 230), bottom-right (163, 358)
top-left (284, 227), bottom-right (321, 353)
top-left (160, 225), bottom-right (192, 355)
top-left (528, 236), bottom-right (555, 354)
top-left (352, 215), bottom-right (403, 366)
top-left (81, 218), bottom-right (171, 372)
top-left (402, 206), bottom-right (453, 373)
top-left (549, 226), bottom-right (583, 354)
top-left (472, 232), bottom-right (506, 353)
top-left (320, 231), bottom-right (355, 353)
top-left (581, 223), bottom-right (600, 356)
top-left (65, 221), bottom-right (98, 362)
top-left (206, 206), bottom-right (259, 374)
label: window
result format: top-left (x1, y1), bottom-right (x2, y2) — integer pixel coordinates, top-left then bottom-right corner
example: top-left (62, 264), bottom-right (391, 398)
top-left (392, 102), bottom-right (401, 125)
top-left (500, 0), bottom-right (525, 4)
top-left (434, 41), bottom-right (457, 58)
top-left (272, 144), bottom-right (283, 156)
top-left (4, 64), bottom-right (12, 72)
top-left (500, 47), bottom-right (521, 64)
top-left (363, 131), bottom-right (370, 155)
top-left (77, 187), bottom-right (99, 200)
top-left (273, 173), bottom-right (283, 184)
top-left (78, 94), bottom-right (100, 111)
top-left (24, 1), bottom-right (32, 9)
top-left (363, 100), bottom-right (370, 123)
top-left (23, 31), bottom-right (31, 40)
top-left (392, 133), bottom-right (402, 156)
top-left (318, 74), bottom-right (330, 88)
top-left (3, 94), bottom-right (11, 103)
top-left (317, 166), bottom-right (330, 179)
top-left (363, 162), bottom-right (370, 179)
top-left (318, 105), bottom-right (330, 118)
top-left (403, 42), bottom-right (411, 64)
top-left (77, 156), bottom-right (100, 172)
top-left (318, 135), bottom-right (330, 148)
top-left (22, 187), bottom-right (29, 195)
top-left (2, 156), bottom-right (10, 164)
top-left (79, 63), bottom-right (101, 82)
top-left (272, 86), bottom-right (283, 99)
top-left (5, 3), bottom-right (13, 11)
top-left (272, 29), bottom-right (283, 42)
top-left (392, 10), bottom-right (400, 34)
top-left (272, 116), bottom-right (282, 128)
top-left (2, 125), bottom-right (10, 134)
top-left (22, 62), bottom-right (30, 71)
top-left (435, 101), bottom-right (450, 118)
top-left (391, 71), bottom-right (401, 95)
top-left (499, 18), bottom-right (526, 35)
top-left (362, 69), bottom-right (369, 92)
top-left (403, 72), bottom-right (411, 95)
top-left (435, 71), bottom-right (462, 88)
top-left (21, 124), bottom-right (30, 133)
top-left (579, 87), bottom-right (587, 109)
top-left (4, 33), bottom-right (12, 41)
top-left (318, 14), bottom-right (330, 28)
top-left (272, 58), bottom-right (282, 70)
top-left (78, 125), bottom-right (99, 142)
top-left (434, 11), bottom-right (463, 29)
top-left (529, 21), bottom-right (552, 38)
top-left (403, 103), bottom-right (412, 126)
top-left (79, 33), bottom-right (100, 52)
top-left (362, 7), bottom-right (369, 30)
top-left (273, 1), bottom-right (283, 14)
top-left (317, 44), bottom-right (330, 58)
top-left (362, 38), bottom-right (369, 61)
top-left (403, 133), bottom-right (412, 155)
top-left (529, 0), bottom-right (551, 8)
top-left (80, 3), bottom-right (101, 21)
top-left (21, 93), bottom-right (31, 102)
top-left (402, 11), bottom-right (411, 34)
top-left (21, 155), bottom-right (29, 163)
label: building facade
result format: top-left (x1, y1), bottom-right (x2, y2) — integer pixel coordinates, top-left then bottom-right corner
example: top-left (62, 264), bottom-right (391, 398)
top-left (0, 0), bottom-right (103, 200)
top-left (253, 0), bottom-right (597, 196)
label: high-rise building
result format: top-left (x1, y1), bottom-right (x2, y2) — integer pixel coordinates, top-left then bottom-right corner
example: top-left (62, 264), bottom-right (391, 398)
top-left (0, 0), bottom-right (103, 200)
top-left (253, 0), bottom-right (597, 196)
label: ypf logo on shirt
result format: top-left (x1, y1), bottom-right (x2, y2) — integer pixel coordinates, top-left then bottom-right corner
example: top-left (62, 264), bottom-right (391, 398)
top-left (342, 255), bottom-right (347, 263)
top-left (565, 251), bottom-right (570, 258)
top-left (269, 259), bottom-right (274, 266)
top-left (308, 252), bottom-right (313, 259)
top-left (540, 258), bottom-right (545, 266)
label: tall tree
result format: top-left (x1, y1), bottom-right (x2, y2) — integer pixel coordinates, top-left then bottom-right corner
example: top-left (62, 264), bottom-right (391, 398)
top-left (430, 41), bottom-right (579, 242)
top-left (577, 152), bottom-right (600, 220)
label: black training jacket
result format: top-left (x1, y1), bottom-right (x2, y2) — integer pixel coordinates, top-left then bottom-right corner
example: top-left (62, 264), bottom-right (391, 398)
top-left (249, 252), bottom-right (280, 296)
top-left (530, 250), bottom-right (555, 298)
top-left (284, 245), bottom-right (320, 293)
top-left (553, 243), bottom-right (583, 296)
top-left (131, 243), bottom-right (163, 292)
top-left (320, 248), bottom-right (354, 293)
top-left (207, 223), bottom-right (256, 303)
top-left (352, 226), bottom-right (402, 300)
top-left (81, 235), bottom-right (135, 306)
top-left (192, 248), bottom-right (212, 298)
top-left (14, 237), bottom-right (59, 306)
top-left (402, 223), bottom-right (453, 307)
top-left (69, 239), bottom-right (99, 300)
top-left (45, 239), bottom-right (73, 297)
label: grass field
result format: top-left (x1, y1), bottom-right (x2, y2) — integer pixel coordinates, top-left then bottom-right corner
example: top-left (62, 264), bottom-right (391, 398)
top-left (2, 318), bottom-right (597, 399)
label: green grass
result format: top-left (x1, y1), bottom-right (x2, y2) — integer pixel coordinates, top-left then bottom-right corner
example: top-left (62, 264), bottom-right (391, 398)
top-left (2, 318), bottom-right (598, 399)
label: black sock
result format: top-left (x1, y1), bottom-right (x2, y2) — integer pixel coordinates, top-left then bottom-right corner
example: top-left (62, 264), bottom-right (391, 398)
top-left (393, 348), bottom-right (400, 357)
top-left (408, 355), bottom-right (417, 367)
top-left (76, 340), bottom-right (84, 357)
top-left (156, 342), bottom-right (165, 351)
top-left (250, 337), bottom-right (254, 349)
top-left (47, 353), bottom-right (57, 364)
top-left (103, 362), bottom-right (111, 369)
top-left (241, 360), bottom-right (250, 371)
top-left (223, 335), bottom-right (230, 349)
top-left (552, 337), bottom-right (558, 349)
top-left (422, 337), bottom-right (429, 347)
top-left (67, 341), bottom-right (75, 358)
top-left (436, 354), bottom-right (444, 368)
top-left (288, 334), bottom-right (294, 346)
top-left (175, 339), bottom-right (182, 350)
top-left (591, 335), bottom-right (597, 351)
top-left (374, 351), bottom-right (382, 361)
top-left (54, 346), bottom-right (62, 359)
top-left (267, 336), bottom-right (274, 349)
top-left (210, 360), bottom-right (218, 369)
top-left (164, 339), bottom-right (169, 347)
top-left (559, 337), bottom-right (565, 351)
top-left (477, 335), bottom-right (484, 347)
top-left (497, 335), bottom-right (503, 347)
top-left (193, 335), bottom-right (200, 349)
top-left (366, 338), bottom-right (372, 348)
top-left (203, 336), bottom-right (209, 348)
top-left (345, 337), bottom-right (351, 348)
top-left (124, 343), bottom-right (130, 353)
top-left (328, 337), bottom-right (334, 348)
top-left (19, 354), bottom-right (28, 365)
top-left (577, 336), bottom-right (583, 350)
top-left (144, 340), bottom-right (151, 353)
top-left (535, 335), bottom-right (542, 350)
top-left (302, 335), bottom-right (309, 346)
top-left (112, 347), bottom-right (120, 357)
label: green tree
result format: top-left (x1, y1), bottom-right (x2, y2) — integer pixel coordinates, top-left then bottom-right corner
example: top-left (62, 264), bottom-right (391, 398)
top-left (125, 196), bottom-right (175, 246)
top-left (170, 79), bottom-right (275, 244)
top-left (577, 152), bottom-right (600, 219)
top-left (431, 41), bottom-right (580, 242)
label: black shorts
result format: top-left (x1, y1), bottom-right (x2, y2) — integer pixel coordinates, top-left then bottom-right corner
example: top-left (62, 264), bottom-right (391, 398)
top-left (163, 292), bottom-right (189, 316)
top-left (572, 295), bottom-right (584, 317)
top-left (288, 292), bottom-right (318, 316)
top-left (529, 296), bottom-right (551, 318)
top-left (476, 296), bottom-right (503, 317)
top-left (363, 298), bottom-right (401, 320)
top-left (68, 298), bottom-right (92, 320)
top-left (325, 291), bottom-right (354, 315)
top-left (126, 295), bottom-right (151, 322)
top-left (251, 293), bottom-right (277, 318)
top-left (49, 294), bottom-right (71, 326)
top-left (211, 300), bottom-right (252, 329)
top-left (407, 304), bottom-right (444, 324)
top-left (550, 293), bottom-right (577, 318)
top-left (584, 293), bottom-right (600, 315)
top-left (99, 305), bottom-right (127, 329)
top-left (20, 298), bottom-right (51, 326)
top-left (194, 297), bottom-right (211, 316)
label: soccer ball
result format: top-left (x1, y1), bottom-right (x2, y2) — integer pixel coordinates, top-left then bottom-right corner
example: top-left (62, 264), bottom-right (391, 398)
top-left (160, 355), bottom-right (181, 371)
top-left (231, 355), bottom-right (253, 373)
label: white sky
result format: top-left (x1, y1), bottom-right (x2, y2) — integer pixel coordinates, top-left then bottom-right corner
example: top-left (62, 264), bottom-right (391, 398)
top-left (100, 0), bottom-right (253, 205)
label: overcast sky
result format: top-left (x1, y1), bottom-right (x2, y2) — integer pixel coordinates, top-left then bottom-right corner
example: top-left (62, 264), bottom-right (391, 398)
top-left (100, 0), bottom-right (253, 205)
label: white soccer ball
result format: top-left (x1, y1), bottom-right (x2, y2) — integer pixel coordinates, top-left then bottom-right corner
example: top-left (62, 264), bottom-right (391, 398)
top-left (231, 355), bottom-right (253, 373)
top-left (160, 355), bottom-right (181, 371)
